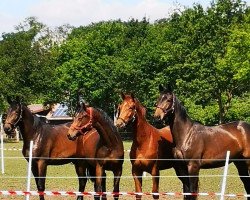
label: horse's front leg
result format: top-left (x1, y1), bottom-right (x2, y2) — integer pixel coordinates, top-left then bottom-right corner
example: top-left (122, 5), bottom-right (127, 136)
top-left (36, 160), bottom-right (48, 200)
top-left (173, 161), bottom-right (191, 200)
top-left (95, 163), bottom-right (104, 200)
top-left (132, 165), bottom-right (143, 200)
top-left (74, 162), bottom-right (87, 200)
top-left (113, 165), bottom-right (123, 200)
top-left (187, 161), bottom-right (200, 200)
top-left (31, 161), bottom-right (45, 200)
top-left (151, 165), bottom-right (160, 200)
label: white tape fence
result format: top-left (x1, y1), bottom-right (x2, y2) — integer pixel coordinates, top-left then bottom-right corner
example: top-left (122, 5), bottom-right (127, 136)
top-left (0, 140), bottom-right (239, 198)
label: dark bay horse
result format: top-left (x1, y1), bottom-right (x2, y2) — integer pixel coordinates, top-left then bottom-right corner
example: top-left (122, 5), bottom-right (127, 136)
top-left (115, 93), bottom-right (190, 200)
top-left (3, 98), bottom-right (104, 200)
top-left (154, 84), bottom-right (250, 200)
top-left (67, 102), bottom-right (124, 200)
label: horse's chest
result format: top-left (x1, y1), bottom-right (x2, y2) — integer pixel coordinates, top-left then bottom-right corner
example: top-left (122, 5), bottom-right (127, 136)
top-left (131, 148), bottom-right (156, 167)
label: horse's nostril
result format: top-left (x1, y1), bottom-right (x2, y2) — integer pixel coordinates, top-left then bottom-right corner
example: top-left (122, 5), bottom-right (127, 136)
top-left (4, 126), bottom-right (12, 134)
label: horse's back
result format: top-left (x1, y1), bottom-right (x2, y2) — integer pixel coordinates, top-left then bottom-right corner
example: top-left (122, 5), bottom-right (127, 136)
top-left (199, 121), bottom-right (250, 161)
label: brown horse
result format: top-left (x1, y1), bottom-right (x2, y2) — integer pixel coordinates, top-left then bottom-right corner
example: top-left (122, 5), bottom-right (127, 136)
top-left (3, 97), bottom-right (105, 200)
top-left (154, 84), bottom-right (250, 200)
top-left (67, 102), bottom-right (124, 200)
top-left (115, 93), bottom-right (190, 200)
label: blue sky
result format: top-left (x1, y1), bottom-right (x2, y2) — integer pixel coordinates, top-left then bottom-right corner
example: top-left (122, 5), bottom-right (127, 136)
top-left (0, 0), bottom-right (247, 35)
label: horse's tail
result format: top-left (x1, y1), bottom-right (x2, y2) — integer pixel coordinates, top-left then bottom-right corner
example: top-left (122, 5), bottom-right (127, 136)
top-left (86, 166), bottom-right (96, 183)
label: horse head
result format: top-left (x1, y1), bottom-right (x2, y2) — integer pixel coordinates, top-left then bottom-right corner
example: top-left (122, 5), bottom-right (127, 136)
top-left (4, 96), bottom-right (23, 135)
top-left (154, 84), bottom-right (175, 122)
top-left (67, 102), bottom-right (93, 141)
top-left (115, 92), bottom-right (137, 129)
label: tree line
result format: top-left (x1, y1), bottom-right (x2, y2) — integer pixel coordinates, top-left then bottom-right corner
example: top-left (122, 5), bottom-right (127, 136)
top-left (0, 0), bottom-right (249, 125)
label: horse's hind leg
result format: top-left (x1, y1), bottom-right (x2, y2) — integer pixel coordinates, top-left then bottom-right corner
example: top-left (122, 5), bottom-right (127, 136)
top-left (234, 161), bottom-right (250, 200)
top-left (113, 166), bottom-right (123, 200)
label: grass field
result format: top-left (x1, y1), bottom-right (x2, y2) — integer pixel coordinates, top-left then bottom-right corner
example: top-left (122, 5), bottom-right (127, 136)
top-left (0, 140), bottom-right (246, 200)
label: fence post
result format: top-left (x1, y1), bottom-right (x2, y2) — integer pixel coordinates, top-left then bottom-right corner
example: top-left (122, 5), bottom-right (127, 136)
top-left (0, 114), bottom-right (4, 174)
top-left (26, 140), bottom-right (33, 200)
top-left (220, 150), bottom-right (230, 200)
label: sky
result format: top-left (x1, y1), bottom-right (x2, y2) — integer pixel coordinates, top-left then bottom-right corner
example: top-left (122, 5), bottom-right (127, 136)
top-left (0, 0), bottom-right (248, 35)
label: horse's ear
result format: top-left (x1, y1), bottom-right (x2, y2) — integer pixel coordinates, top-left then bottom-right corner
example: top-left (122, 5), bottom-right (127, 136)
top-left (7, 96), bottom-right (12, 104)
top-left (15, 96), bottom-right (21, 103)
top-left (159, 84), bottom-right (164, 92)
top-left (120, 92), bottom-right (125, 100)
top-left (81, 102), bottom-right (87, 111)
top-left (166, 83), bottom-right (173, 93)
top-left (76, 101), bottom-right (81, 111)
top-left (131, 93), bottom-right (135, 100)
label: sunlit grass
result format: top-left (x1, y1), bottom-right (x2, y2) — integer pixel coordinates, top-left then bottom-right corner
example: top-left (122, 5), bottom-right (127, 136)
top-left (0, 141), bottom-right (246, 199)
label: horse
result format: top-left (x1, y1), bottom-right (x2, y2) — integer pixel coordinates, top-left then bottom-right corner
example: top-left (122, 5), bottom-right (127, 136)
top-left (67, 102), bottom-right (124, 200)
top-left (154, 84), bottom-right (250, 200)
top-left (114, 93), bottom-right (190, 200)
top-left (3, 97), bottom-right (105, 200)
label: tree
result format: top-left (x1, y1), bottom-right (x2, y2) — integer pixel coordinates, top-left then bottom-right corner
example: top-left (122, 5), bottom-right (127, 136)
top-left (151, 0), bottom-right (249, 124)
top-left (0, 17), bottom-right (57, 110)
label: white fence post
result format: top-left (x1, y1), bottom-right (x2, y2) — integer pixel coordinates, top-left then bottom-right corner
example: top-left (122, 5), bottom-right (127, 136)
top-left (0, 114), bottom-right (4, 174)
top-left (220, 150), bottom-right (230, 200)
top-left (26, 141), bottom-right (33, 200)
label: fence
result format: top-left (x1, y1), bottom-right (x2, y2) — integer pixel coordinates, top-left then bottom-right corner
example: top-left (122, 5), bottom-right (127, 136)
top-left (1, 141), bottom-right (241, 199)
top-left (0, 116), bottom-right (247, 199)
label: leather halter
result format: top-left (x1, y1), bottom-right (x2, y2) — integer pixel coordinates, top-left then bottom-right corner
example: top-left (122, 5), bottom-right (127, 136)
top-left (157, 94), bottom-right (175, 115)
top-left (5, 104), bottom-right (23, 128)
top-left (71, 107), bottom-right (93, 135)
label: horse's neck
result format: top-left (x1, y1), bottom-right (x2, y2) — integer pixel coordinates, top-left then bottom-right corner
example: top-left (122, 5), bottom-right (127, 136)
top-left (92, 109), bottom-right (122, 149)
top-left (18, 107), bottom-right (38, 144)
top-left (170, 98), bottom-right (193, 146)
top-left (132, 106), bottom-right (151, 144)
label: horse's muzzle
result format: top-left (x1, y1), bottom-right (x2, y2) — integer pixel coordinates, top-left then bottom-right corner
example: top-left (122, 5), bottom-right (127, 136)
top-left (67, 133), bottom-right (77, 141)
top-left (3, 124), bottom-right (14, 135)
top-left (114, 119), bottom-right (125, 129)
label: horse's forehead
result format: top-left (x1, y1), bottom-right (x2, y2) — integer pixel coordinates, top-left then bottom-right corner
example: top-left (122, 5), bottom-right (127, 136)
top-left (78, 110), bottom-right (87, 117)
top-left (8, 103), bottom-right (19, 112)
top-left (122, 97), bottom-right (134, 107)
top-left (159, 92), bottom-right (172, 101)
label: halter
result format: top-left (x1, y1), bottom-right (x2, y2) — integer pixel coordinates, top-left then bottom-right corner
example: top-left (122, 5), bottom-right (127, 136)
top-left (71, 107), bottom-right (93, 136)
top-left (117, 107), bottom-right (137, 127)
top-left (157, 94), bottom-right (175, 115)
top-left (5, 104), bottom-right (23, 128)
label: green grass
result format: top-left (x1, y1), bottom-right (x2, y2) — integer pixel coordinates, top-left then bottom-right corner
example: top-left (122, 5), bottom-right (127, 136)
top-left (0, 141), bottom-right (246, 200)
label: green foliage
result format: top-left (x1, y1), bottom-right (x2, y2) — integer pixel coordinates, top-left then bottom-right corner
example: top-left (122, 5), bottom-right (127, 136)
top-left (0, 17), bottom-right (56, 111)
top-left (0, 1), bottom-right (249, 124)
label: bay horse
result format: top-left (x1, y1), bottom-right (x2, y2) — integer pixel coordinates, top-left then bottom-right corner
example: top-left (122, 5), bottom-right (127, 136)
top-left (154, 84), bottom-right (250, 200)
top-left (67, 102), bottom-right (124, 200)
top-left (3, 97), bottom-right (105, 200)
top-left (115, 93), bottom-right (190, 200)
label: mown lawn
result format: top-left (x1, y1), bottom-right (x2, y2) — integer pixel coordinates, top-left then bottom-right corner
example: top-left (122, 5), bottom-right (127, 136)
top-left (0, 140), bottom-right (246, 199)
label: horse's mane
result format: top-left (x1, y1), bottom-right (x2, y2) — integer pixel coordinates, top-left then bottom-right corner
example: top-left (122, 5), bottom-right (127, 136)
top-left (174, 96), bottom-right (193, 122)
top-left (134, 98), bottom-right (146, 118)
top-left (95, 107), bottom-right (118, 134)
